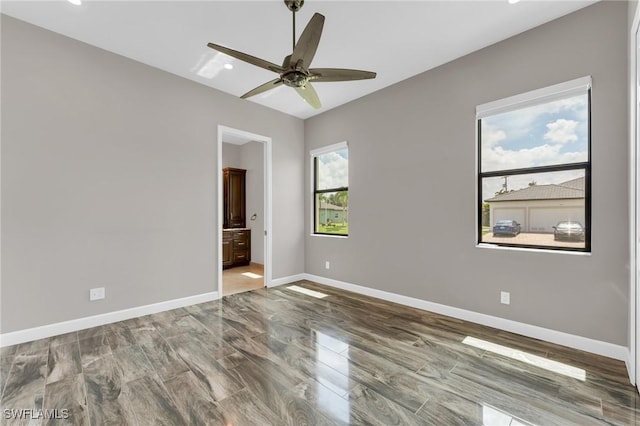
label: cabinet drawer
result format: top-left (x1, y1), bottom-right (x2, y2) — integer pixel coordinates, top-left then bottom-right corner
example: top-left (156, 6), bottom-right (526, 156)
top-left (233, 230), bottom-right (249, 245)
top-left (233, 239), bottom-right (248, 249)
top-left (233, 249), bottom-right (249, 262)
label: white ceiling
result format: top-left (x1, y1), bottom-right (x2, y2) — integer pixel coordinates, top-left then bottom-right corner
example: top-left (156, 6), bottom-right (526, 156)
top-left (2, 0), bottom-right (597, 119)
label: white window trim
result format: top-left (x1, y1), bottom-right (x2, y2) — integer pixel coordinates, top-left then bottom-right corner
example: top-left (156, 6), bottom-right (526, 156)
top-left (310, 141), bottom-right (349, 238)
top-left (476, 76), bottom-right (592, 119)
top-left (310, 141), bottom-right (348, 157)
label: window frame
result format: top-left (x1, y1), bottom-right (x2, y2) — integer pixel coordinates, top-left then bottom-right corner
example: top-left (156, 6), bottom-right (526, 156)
top-left (476, 77), bottom-right (592, 253)
top-left (311, 141), bottom-right (349, 237)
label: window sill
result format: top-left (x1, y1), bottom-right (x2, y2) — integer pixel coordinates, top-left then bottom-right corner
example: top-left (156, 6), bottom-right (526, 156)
top-left (311, 233), bottom-right (348, 239)
top-left (476, 243), bottom-right (591, 256)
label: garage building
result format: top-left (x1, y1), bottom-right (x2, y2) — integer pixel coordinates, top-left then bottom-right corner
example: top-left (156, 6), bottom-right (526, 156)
top-left (486, 177), bottom-right (585, 233)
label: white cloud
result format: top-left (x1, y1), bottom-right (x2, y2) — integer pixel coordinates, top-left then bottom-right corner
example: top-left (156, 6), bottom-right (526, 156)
top-left (482, 125), bottom-right (506, 147)
top-left (483, 94), bottom-right (587, 145)
top-left (536, 96), bottom-right (585, 115)
top-left (318, 151), bottom-right (348, 189)
top-left (544, 119), bottom-right (578, 144)
top-left (482, 143), bottom-right (586, 172)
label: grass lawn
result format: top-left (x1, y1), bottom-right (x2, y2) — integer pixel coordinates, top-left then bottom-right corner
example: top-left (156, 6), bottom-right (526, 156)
top-left (482, 226), bottom-right (491, 235)
top-left (317, 223), bottom-right (348, 235)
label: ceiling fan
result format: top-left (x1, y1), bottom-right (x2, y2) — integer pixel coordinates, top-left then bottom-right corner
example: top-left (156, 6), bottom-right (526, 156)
top-left (206, 0), bottom-right (376, 109)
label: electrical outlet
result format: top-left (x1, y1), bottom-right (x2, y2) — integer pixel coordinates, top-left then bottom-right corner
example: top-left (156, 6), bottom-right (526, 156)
top-left (90, 287), bottom-right (105, 301)
top-left (325, 261), bottom-right (330, 270)
top-left (500, 291), bottom-right (510, 305)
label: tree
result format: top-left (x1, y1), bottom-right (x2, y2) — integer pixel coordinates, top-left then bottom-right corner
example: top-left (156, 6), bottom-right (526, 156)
top-left (334, 191), bottom-right (347, 207)
top-left (482, 203), bottom-right (490, 227)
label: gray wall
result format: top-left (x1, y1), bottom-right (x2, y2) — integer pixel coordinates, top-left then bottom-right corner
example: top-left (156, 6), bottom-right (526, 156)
top-left (221, 141), bottom-right (265, 264)
top-left (221, 143), bottom-right (242, 169)
top-left (242, 142), bottom-right (265, 265)
top-left (1, 3), bottom-right (631, 347)
top-left (305, 2), bottom-right (629, 345)
top-left (1, 16), bottom-right (305, 333)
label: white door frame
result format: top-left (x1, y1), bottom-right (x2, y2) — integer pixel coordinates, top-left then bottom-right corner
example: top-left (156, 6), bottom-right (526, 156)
top-left (630, 3), bottom-right (640, 388)
top-left (217, 125), bottom-right (273, 294)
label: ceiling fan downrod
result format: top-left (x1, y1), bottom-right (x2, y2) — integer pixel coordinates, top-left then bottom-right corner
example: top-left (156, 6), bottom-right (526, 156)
top-left (285, 0), bottom-right (304, 51)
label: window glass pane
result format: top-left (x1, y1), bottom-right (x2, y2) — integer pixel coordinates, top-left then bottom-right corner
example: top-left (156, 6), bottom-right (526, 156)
top-left (317, 148), bottom-right (348, 190)
top-left (315, 191), bottom-right (348, 235)
top-left (480, 170), bottom-right (585, 249)
top-left (481, 93), bottom-right (588, 173)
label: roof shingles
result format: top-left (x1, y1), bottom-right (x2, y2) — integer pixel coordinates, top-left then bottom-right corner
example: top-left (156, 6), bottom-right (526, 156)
top-left (486, 177), bottom-right (584, 202)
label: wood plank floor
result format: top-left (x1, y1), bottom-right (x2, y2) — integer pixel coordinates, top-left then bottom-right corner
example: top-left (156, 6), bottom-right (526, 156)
top-left (0, 281), bottom-right (638, 425)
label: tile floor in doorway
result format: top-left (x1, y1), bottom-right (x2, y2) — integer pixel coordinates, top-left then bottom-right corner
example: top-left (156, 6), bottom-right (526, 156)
top-left (222, 263), bottom-right (265, 296)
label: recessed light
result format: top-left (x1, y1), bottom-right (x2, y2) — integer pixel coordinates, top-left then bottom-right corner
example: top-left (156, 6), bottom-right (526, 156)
top-left (508, 0), bottom-right (521, 4)
top-left (224, 63), bottom-right (234, 70)
top-left (68, 0), bottom-right (82, 5)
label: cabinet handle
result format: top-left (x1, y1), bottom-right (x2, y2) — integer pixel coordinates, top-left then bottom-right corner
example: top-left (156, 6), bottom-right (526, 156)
top-left (237, 242), bottom-right (245, 246)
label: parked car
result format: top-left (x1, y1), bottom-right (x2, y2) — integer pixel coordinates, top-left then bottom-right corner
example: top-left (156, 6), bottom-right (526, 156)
top-left (493, 220), bottom-right (521, 236)
top-left (553, 221), bottom-right (585, 241)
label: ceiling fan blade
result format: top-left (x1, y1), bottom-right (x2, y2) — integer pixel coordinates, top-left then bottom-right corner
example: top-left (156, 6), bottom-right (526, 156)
top-left (241, 79), bottom-right (284, 99)
top-left (290, 13), bottom-right (325, 69)
top-left (309, 68), bottom-right (377, 82)
top-left (295, 82), bottom-right (321, 109)
top-left (207, 42), bottom-right (283, 73)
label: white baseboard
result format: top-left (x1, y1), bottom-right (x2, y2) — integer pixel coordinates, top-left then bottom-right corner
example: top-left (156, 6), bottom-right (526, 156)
top-left (626, 350), bottom-right (635, 385)
top-left (0, 291), bottom-right (220, 347)
top-left (269, 273), bottom-right (306, 288)
top-left (303, 273), bottom-right (628, 362)
top-left (2, 273), bottom-right (629, 364)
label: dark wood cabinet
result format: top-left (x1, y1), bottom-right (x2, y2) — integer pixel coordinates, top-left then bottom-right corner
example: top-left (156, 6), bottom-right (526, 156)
top-left (223, 229), bottom-right (251, 268)
top-left (222, 232), bottom-right (233, 268)
top-left (223, 168), bottom-right (246, 229)
top-left (222, 167), bottom-right (251, 269)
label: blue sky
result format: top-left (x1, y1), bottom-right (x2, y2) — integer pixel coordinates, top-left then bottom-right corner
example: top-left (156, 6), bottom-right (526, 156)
top-left (481, 93), bottom-right (588, 200)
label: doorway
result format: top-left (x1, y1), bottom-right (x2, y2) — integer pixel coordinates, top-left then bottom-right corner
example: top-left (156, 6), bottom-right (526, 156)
top-left (217, 126), bottom-right (272, 296)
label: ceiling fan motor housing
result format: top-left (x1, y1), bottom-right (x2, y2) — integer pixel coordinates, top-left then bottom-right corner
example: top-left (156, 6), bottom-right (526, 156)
top-left (282, 71), bottom-right (308, 88)
top-left (285, 0), bottom-right (304, 12)
top-left (281, 54), bottom-right (308, 87)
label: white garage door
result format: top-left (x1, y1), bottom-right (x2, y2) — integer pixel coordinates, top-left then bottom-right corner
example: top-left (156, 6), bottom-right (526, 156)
top-left (493, 208), bottom-right (526, 229)
top-left (529, 207), bottom-right (584, 233)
